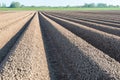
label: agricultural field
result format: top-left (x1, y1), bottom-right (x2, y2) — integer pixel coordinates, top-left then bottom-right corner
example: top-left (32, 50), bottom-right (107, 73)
top-left (1, 7), bottom-right (120, 11)
top-left (0, 11), bottom-right (120, 80)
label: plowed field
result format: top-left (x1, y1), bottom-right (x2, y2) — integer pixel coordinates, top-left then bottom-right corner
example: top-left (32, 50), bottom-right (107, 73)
top-left (0, 11), bottom-right (120, 80)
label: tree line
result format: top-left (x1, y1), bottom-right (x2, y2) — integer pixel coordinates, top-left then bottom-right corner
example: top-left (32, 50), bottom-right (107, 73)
top-left (0, 2), bottom-right (24, 8)
top-left (82, 3), bottom-right (119, 8)
top-left (0, 2), bottom-right (120, 8)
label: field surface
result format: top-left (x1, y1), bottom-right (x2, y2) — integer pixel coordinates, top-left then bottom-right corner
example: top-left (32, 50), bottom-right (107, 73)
top-left (1, 7), bottom-right (120, 11)
top-left (0, 11), bottom-right (120, 80)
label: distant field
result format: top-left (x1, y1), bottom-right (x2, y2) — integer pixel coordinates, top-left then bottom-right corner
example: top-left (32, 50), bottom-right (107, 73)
top-left (0, 7), bottom-right (120, 11)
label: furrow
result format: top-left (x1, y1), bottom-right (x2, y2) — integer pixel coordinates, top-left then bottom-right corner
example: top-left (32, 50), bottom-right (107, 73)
top-left (43, 13), bottom-right (120, 62)
top-left (0, 12), bottom-right (34, 63)
top-left (0, 12), bottom-right (34, 29)
top-left (0, 12), bottom-right (50, 80)
top-left (0, 12), bottom-right (33, 31)
top-left (0, 11), bottom-right (32, 22)
top-left (47, 12), bottom-right (120, 27)
top-left (55, 11), bottom-right (120, 24)
top-left (44, 12), bottom-right (120, 36)
top-left (39, 12), bottom-right (120, 80)
top-left (76, 17), bottom-right (120, 28)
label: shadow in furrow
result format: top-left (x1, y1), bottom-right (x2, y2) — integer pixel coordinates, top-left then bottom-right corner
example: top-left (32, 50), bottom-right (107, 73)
top-left (38, 12), bottom-right (115, 80)
top-left (47, 12), bottom-right (120, 28)
top-left (44, 13), bottom-right (120, 36)
top-left (0, 13), bottom-right (36, 64)
top-left (43, 13), bottom-right (120, 63)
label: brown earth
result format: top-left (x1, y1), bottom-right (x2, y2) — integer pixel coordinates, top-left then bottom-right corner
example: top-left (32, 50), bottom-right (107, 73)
top-left (46, 11), bottom-right (120, 26)
top-left (43, 13), bottom-right (120, 62)
top-left (0, 11), bottom-right (120, 80)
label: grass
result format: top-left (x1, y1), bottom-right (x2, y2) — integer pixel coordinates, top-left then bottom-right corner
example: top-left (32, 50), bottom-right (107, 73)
top-left (0, 7), bottom-right (120, 11)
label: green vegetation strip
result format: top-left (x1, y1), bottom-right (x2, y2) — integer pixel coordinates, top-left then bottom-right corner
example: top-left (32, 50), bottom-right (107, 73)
top-left (0, 7), bottom-right (120, 11)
